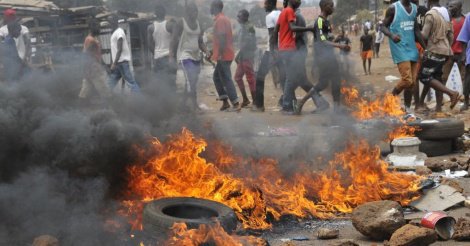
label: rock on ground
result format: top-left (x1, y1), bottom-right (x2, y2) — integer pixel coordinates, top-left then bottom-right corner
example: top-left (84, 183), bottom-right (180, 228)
top-left (415, 166), bottom-right (432, 176)
top-left (453, 218), bottom-right (470, 241)
top-left (317, 228), bottom-right (339, 239)
top-left (352, 200), bottom-right (405, 240)
top-left (386, 224), bottom-right (437, 246)
top-left (32, 235), bottom-right (59, 246)
top-left (425, 156), bottom-right (469, 172)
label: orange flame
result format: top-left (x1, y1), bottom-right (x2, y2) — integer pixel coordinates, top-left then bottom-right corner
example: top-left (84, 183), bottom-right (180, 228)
top-left (123, 129), bottom-right (422, 231)
top-left (164, 223), bottom-right (267, 246)
top-left (342, 86), bottom-right (419, 141)
top-left (341, 87), bottom-right (405, 120)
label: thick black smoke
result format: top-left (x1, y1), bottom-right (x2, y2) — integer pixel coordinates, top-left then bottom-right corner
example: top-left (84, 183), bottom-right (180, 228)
top-left (0, 59), bottom-right (202, 243)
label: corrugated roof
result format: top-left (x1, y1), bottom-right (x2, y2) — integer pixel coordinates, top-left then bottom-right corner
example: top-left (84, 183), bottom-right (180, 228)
top-left (0, 0), bottom-right (58, 10)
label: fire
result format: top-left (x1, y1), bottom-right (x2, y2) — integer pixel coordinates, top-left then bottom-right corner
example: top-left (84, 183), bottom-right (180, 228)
top-left (341, 87), bottom-right (405, 120)
top-left (342, 86), bottom-right (419, 141)
top-left (123, 128), bottom-right (422, 231)
top-left (164, 223), bottom-right (267, 246)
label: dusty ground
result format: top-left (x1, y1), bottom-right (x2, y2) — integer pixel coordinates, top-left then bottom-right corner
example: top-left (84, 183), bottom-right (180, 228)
top-left (177, 35), bottom-right (470, 245)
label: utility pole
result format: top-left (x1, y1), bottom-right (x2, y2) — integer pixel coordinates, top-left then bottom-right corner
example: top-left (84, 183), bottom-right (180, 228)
top-left (375, 0), bottom-right (378, 23)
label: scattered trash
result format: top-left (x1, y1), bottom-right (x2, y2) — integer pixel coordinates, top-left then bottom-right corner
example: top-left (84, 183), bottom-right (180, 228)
top-left (291, 236), bottom-right (309, 241)
top-left (385, 75), bottom-right (400, 83)
top-left (418, 179), bottom-right (436, 190)
top-left (352, 201), bottom-right (405, 240)
top-left (198, 103), bottom-right (210, 110)
top-left (453, 218), bottom-right (470, 241)
top-left (257, 127), bottom-right (298, 137)
top-left (411, 185), bottom-right (466, 212)
top-left (445, 169), bottom-right (468, 178)
top-left (317, 228), bottom-right (339, 240)
top-left (421, 211), bottom-right (456, 240)
top-left (279, 236), bottom-right (309, 242)
top-left (386, 224), bottom-right (437, 246)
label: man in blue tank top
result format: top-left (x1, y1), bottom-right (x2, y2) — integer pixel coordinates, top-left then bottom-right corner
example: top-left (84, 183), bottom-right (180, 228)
top-left (382, 0), bottom-right (426, 112)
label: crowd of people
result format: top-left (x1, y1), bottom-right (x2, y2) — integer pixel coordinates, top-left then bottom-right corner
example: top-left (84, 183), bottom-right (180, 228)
top-left (1, 0), bottom-right (470, 115)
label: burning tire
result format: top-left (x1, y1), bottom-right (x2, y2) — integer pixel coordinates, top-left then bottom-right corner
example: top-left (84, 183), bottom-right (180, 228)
top-left (408, 118), bottom-right (464, 140)
top-left (142, 197), bottom-right (238, 237)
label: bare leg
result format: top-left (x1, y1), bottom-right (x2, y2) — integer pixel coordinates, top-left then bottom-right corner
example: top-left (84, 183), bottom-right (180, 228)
top-left (368, 58), bottom-right (372, 74)
top-left (429, 79), bottom-right (460, 109)
top-left (363, 59), bottom-right (367, 75)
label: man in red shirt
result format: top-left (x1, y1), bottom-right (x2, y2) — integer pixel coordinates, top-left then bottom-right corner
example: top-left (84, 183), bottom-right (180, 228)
top-left (274, 0), bottom-right (314, 114)
top-left (210, 0), bottom-right (240, 111)
top-left (444, 0), bottom-right (466, 109)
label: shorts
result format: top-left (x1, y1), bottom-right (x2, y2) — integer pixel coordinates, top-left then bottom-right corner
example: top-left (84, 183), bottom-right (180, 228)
top-left (418, 52), bottom-right (447, 85)
top-left (361, 50), bottom-right (373, 60)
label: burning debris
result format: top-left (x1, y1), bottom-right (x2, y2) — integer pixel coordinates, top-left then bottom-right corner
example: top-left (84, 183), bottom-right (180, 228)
top-left (121, 127), bottom-right (422, 236)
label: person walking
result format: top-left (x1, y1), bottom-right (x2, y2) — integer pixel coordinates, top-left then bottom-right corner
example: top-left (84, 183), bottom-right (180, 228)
top-left (381, 0), bottom-right (426, 113)
top-left (442, 0), bottom-right (466, 109)
top-left (107, 15), bottom-right (140, 93)
top-left (374, 21), bottom-right (384, 58)
top-left (360, 27), bottom-right (374, 75)
top-left (210, 0), bottom-right (240, 111)
top-left (0, 22), bottom-right (23, 82)
top-left (234, 9), bottom-right (257, 108)
top-left (273, 0), bottom-right (315, 114)
top-left (79, 20), bottom-right (111, 101)
top-left (252, 0), bottom-right (281, 112)
top-left (148, 4), bottom-right (176, 91)
top-left (334, 28), bottom-right (352, 74)
top-left (170, 2), bottom-right (208, 112)
top-left (0, 9), bottom-right (31, 67)
top-left (417, 0), bottom-right (460, 112)
top-left (294, 0), bottom-right (346, 114)
top-left (457, 4), bottom-right (470, 111)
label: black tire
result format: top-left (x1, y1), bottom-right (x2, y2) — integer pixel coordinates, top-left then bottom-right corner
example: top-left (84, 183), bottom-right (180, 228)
top-left (419, 139), bottom-right (453, 157)
top-left (408, 118), bottom-right (464, 140)
top-left (142, 197), bottom-right (238, 238)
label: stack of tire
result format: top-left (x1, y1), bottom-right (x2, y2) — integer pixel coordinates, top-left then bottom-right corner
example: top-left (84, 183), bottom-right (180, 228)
top-left (407, 118), bottom-right (465, 157)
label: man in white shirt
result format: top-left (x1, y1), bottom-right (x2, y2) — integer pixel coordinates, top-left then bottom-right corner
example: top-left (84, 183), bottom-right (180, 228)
top-left (252, 0), bottom-right (282, 112)
top-left (147, 4), bottom-right (176, 90)
top-left (107, 15), bottom-right (140, 93)
top-left (0, 9), bottom-right (31, 64)
top-left (374, 21), bottom-right (385, 58)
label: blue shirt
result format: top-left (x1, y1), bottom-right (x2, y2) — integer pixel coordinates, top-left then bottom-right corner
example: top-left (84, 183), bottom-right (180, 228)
top-left (388, 1), bottom-right (419, 64)
top-left (457, 15), bottom-right (470, 65)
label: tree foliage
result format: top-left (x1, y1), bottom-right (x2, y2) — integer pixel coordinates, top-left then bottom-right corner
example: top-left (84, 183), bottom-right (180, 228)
top-left (333, 0), bottom-right (369, 25)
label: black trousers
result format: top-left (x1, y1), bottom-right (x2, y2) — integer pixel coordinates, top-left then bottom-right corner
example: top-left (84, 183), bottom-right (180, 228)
top-left (254, 51), bottom-right (284, 108)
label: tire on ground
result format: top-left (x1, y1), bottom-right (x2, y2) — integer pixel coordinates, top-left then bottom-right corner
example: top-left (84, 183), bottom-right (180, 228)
top-left (408, 118), bottom-right (464, 140)
top-left (419, 139), bottom-right (453, 157)
top-left (142, 197), bottom-right (238, 238)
